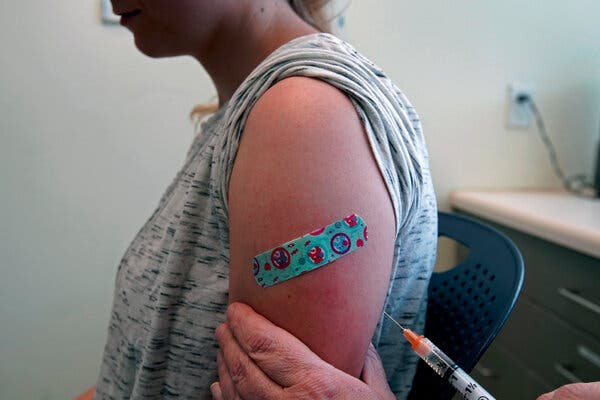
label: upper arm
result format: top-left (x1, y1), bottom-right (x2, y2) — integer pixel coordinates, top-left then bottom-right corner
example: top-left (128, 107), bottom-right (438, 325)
top-left (228, 77), bottom-right (396, 377)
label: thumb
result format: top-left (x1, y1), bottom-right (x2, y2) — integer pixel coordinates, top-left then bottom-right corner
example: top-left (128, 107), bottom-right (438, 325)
top-left (361, 343), bottom-right (394, 397)
top-left (226, 302), bottom-right (333, 387)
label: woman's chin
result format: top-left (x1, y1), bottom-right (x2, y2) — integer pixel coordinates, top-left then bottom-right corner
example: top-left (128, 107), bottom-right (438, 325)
top-left (133, 38), bottom-right (183, 58)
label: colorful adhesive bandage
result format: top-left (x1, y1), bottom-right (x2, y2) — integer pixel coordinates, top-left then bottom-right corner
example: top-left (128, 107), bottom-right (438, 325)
top-left (252, 214), bottom-right (368, 288)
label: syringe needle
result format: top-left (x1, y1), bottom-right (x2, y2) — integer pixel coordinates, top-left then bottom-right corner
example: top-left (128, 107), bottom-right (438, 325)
top-left (383, 311), bottom-right (422, 347)
top-left (382, 311), bottom-right (406, 330)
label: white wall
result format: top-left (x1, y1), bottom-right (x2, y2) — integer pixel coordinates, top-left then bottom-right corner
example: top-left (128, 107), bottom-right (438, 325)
top-left (1, 1), bottom-right (598, 399)
top-left (344, 1), bottom-right (600, 205)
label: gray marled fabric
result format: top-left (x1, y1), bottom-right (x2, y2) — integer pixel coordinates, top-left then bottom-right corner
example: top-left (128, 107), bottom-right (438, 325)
top-left (94, 33), bottom-right (437, 400)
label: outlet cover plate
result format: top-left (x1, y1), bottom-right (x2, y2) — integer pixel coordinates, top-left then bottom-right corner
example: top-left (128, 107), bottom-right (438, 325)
top-left (507, 82), bottom-right (535, 129)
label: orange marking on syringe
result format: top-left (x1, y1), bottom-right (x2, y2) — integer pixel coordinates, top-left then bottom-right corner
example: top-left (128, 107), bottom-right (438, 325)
top-left (382, 311), bottom-right (424, 347)
top-left (403, 328), bottom-right (434, 358)
top-left (402, 327), bottom-right (422, 348)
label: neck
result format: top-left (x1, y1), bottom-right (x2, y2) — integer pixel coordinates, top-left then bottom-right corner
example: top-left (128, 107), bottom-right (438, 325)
top-left (193, 0), bottom-right (320, 107)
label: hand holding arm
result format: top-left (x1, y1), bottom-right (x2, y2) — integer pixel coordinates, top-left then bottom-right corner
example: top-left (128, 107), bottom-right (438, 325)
top-left (212, 302), bottom-right (396, 400)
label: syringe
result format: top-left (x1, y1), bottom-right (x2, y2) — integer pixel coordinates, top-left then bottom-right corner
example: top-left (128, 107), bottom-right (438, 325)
top-left (383, 311), bottom-right (496, 400)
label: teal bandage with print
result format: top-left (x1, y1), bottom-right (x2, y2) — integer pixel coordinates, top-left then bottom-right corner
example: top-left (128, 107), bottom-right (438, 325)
top-left (252, 214), bottom-right (368, 288)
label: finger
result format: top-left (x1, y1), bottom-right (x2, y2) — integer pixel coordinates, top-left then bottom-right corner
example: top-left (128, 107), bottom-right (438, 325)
top-left (217, 351), bottom-right (239, 400)
top-left (226, 302), bottom-right (331, 387)
top-left (210, 382), bottom-right (223, 400)
top-left (546, 382), bottom-right (600, 400)
top-left (361, 342), bottom-right (393, 397)
top-left (536, 390), bottom-right (556, 400)
top-left (216, 322), bottom-right (285, 399)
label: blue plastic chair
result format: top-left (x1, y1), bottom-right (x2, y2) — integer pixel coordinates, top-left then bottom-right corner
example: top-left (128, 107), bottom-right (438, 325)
top-left (407, 212), bottom-right (525, 400)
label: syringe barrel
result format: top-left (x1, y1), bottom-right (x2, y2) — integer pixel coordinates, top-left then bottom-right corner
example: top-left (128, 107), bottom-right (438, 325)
top-left (412, 338), bottom-right (455, 377)
top-left (449, 367), bottom-right (495, 400)
top-left (413, 338), bottom-right (496, 400)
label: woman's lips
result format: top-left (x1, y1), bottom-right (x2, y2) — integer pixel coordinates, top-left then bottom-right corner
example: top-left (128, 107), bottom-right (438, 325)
top-left (120, 10), bottom-right (141, 25)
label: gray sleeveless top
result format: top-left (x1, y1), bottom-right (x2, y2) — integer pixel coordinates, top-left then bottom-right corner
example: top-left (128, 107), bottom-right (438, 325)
top-left (94, 33), bottom-right (437, 400)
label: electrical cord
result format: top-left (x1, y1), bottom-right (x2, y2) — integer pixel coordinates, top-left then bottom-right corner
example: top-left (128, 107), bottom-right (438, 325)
top-left (516, 94), bottom-right (597, 197)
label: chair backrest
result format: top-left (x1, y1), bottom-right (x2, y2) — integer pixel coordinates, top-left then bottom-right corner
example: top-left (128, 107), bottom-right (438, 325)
top-left (408, 212), bottom-right (524, 400)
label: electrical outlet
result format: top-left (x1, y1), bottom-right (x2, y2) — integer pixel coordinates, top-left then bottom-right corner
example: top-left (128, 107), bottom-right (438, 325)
top-left (101, 0), bottom-right (119, 24)
top-left (507, 83), bottom-right (535, 128)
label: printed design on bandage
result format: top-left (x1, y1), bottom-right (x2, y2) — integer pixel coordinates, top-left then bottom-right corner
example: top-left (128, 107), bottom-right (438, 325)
top-left (253, 214), bottom-right (368, 288)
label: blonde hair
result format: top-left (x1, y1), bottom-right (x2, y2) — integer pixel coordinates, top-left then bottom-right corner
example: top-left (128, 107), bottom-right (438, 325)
top-left (190, 0), bottom-right (332, 121)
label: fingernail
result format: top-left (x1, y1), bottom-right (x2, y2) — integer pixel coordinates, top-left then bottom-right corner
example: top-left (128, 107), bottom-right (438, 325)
top-left (215, 323), bottom-right (226, 340)
top-left (226, 302), bottom-right (237, 319)
top-left (210, 382), bottom-right (222, 399)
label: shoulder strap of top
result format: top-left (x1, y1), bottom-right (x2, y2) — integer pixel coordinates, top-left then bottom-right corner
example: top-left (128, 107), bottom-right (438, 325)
top-left (216, 33), bottom-right (427, 236)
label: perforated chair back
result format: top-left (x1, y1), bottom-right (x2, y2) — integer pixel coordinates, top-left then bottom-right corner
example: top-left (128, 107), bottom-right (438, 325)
top-left (407, 212), bottom-right (524, 400)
